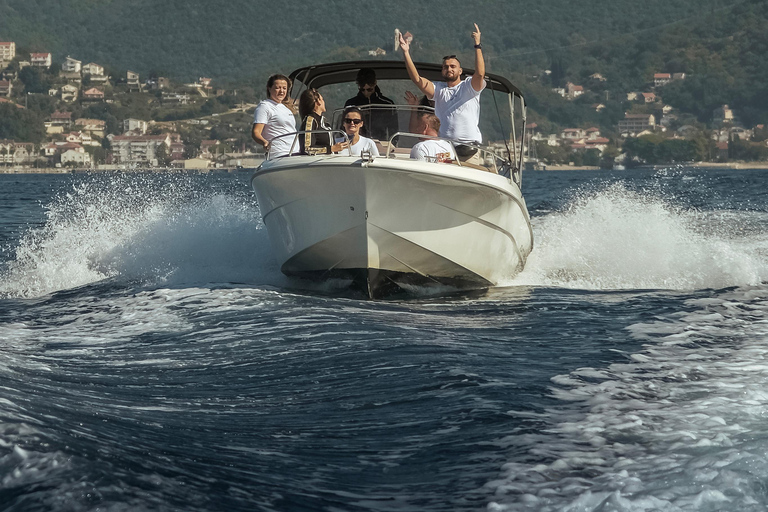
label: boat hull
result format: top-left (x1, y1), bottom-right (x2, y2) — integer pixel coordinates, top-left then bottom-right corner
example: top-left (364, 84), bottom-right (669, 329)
top-left (251, 155), bottom-right (533, 298)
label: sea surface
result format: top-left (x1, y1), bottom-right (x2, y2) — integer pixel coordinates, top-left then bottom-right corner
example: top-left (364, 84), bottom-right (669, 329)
top-left (1, 168), bottom-right (768, 512)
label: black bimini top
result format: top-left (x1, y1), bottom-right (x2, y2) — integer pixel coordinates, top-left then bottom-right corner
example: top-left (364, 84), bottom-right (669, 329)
top-left (288, 60), bottom-right (523, 99)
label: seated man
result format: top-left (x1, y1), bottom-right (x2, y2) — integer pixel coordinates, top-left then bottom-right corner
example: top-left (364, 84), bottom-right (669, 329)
top-left (344, 68), bottom-right (399, 141)
top-left (339, 106), bottom-right (380, 157)
top-left (410, 114), bottom-right (457, 163)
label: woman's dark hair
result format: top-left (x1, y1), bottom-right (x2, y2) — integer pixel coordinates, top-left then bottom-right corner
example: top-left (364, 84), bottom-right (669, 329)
top-left (298, 88), bottom-right (322, 119)
top-left (266, 74), bottom-right (296, 112)
top-left (342, 106), bottom-right (363, 119)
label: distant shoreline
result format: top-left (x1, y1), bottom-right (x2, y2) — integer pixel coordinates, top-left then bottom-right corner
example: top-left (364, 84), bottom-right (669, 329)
top-left (0, 167), bottom-right (255, 175)
top-left (542, 161), bottom-right (768, 171)
top-left (2, 161), bottom-right (768, 174)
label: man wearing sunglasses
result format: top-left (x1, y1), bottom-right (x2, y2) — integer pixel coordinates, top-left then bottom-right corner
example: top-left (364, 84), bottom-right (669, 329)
top-left (344, 68), bottom-right (396, 108)
top-left (399, 23), bottom-right (486, 165)
top-left (344, 68), bottom-right (399, 141)
top-left (338, 106), bottom-right (380, 157)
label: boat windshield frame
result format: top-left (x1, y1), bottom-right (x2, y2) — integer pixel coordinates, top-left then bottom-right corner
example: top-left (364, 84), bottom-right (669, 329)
top-left (287, 60), bottom-right (528, 186)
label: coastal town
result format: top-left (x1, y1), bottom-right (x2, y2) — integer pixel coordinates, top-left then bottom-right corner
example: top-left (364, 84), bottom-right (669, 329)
top-left (0, 40), bottom-right (765, 172)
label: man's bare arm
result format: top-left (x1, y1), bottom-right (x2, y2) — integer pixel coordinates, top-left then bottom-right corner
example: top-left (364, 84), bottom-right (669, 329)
top-left (399, 34), bottom-right (435, 98)
top-left (470, 23), bottom-right (485, 92)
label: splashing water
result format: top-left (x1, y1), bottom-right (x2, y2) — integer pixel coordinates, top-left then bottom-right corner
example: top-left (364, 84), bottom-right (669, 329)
top-left (511, 183), bottom-right (768, 290)
top-left (4, 176), bottom-right (768, 299)
top-left (0, 173), bottom-right (281, 299)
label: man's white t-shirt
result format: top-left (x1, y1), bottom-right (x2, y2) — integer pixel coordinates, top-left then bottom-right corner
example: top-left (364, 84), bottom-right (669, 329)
top-left (347, 136), bottom-right (380, 157)
top-left (432, 76), bottom-right (486, 144)
top-left (253, 99), bottom-right (296, 158)
top-left (410, 139), bottom-right (457, 163)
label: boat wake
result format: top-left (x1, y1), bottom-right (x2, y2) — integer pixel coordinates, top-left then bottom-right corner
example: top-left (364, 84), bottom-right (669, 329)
top-left (486, 285), bottom-right (768, 512)
top-left (0, 174), bottom-right (283, 299)
top-left (509, 182), bottom-right (768, 291)
top-left (4, 177), bottom-right (768, 300)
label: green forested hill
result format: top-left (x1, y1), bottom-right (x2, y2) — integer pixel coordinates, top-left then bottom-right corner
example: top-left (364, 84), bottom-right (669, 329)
top-left (1, 0), bottom-right (766, 130)
top-left (0, 0), bottom-right (744, 80)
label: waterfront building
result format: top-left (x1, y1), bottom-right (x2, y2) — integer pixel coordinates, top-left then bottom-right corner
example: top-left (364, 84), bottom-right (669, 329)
top-left (618, 113), bottom-right (656, 135)
top-left (0, 140), bottom-right (35, 165)
top-left (108, 133), bottom-right (171, 166)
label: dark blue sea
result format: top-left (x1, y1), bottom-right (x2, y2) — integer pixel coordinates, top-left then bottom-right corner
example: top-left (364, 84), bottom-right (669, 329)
top-left (1, 168), bottom-right (768, 512)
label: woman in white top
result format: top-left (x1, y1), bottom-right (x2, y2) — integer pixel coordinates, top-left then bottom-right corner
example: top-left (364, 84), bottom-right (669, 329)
top-left (340, 106), bottom-right (379, 157)
top-left (251, 74), bottom-right (297, 158)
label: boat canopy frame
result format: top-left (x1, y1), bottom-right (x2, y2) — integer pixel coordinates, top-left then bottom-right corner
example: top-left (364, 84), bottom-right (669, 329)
top-left (288, 60), bottom-right (528, 182)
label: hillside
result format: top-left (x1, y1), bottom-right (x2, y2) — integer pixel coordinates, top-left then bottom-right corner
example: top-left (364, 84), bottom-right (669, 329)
top-left (2, 0), bottom-right (767, 150)
top-left (0, 0), bottom-right (742, 83)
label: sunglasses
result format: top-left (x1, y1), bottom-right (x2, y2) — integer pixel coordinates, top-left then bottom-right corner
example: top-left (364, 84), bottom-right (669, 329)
top-left (344, 118), bottom-right (363, 125)
top-left (358, 86), bottom-right (375, 93)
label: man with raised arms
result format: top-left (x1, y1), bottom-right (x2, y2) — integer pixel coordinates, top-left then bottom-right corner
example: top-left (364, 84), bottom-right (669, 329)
top-left (398, 23), bottom-right (486, 163)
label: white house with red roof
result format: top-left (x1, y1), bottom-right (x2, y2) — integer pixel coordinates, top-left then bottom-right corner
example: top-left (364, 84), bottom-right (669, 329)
top-left (82, 87), bottom-right (104, 102)
top-left (654, 73), bottom-right (671, 87)
top-left (49, 111), bottom-right (73, 126)
top-left (565, 82), bottom-right (584, 100)
top-left (30, 52), bottom-right (52, 68)
top-left (58, 142), bottom-right (92, 166)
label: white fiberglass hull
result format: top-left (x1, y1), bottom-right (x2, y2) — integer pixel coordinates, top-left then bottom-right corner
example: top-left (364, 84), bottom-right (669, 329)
top-left (251, 155), bottom-right (533, 298)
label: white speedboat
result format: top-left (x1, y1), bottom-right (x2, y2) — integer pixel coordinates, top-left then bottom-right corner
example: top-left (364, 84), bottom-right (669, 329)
top-left (251, 60), bottom-right (533, 298)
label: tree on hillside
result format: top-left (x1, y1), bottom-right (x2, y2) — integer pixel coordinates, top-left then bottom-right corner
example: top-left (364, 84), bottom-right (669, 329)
top-left (18, 67), bottom-right (52, 94)
top-left (0, 104), bottom-right (46, 143)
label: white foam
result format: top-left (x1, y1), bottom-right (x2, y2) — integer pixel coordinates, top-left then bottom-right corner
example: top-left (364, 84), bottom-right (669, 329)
top-left (0, 174), bottom-right (284, 298)
top-left (508, 183), bottom-right (768, 291)
top-left (486, 286), bottom-right (768, 511)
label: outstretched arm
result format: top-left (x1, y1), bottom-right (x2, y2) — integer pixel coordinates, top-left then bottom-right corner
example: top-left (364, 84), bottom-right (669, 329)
top-left (471, 23), bottom-right (485, 92)
top-left (399, 34), bottom-right (435, 99)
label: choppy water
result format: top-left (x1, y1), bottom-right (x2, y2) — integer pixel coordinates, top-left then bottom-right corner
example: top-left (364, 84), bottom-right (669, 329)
top-left (1, 168), bottom-right (768, 511)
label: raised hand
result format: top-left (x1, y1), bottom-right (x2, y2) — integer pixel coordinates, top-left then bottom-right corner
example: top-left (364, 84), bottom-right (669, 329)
top-left (404, 90), bottom-right (419, 105)
top-left (472, 23), bottom-right (481, 45)
top-left (398, 33), bottom-right (410, 53)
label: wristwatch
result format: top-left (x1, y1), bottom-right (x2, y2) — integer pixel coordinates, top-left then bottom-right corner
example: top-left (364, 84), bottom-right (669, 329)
top-left (474, 44), bottom-right (482, 49)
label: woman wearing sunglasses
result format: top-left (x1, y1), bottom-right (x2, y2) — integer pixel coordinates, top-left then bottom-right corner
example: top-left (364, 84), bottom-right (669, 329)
top-left (340, 106), bottom-right (379, 157)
